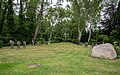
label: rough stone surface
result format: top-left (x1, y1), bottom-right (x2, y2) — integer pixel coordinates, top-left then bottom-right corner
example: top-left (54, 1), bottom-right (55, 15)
top-left (91, 43), bottom-right (117, 59)
top-left (17, 41), bottom-right (21, 49)
top-left (28, 64), bottom-right (41, 68)
top-left (9, 40), bottom-right (14, 49)
top-left (23, 41), bottom-right (26, 48)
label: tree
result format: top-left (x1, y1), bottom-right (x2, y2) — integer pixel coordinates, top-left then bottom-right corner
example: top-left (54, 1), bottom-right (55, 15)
top-left (101, 0), bottom-right (118, 36)
top-left (68, 0), bottom-right (102, 43)
top-left (68, 0), bottom-right (86, 43)
top-left (0, 1), bottom-right (7, 35)
top-left (112, 1), bottom-right (120, 41)
top-left (84, 0), bottom-right (102, 42)
top-left (115, 1), bottom-right (120, 29)
top-left (6, 0), bottom-right (15, 37)
top-left (33, 0), bottom-right (45, 43)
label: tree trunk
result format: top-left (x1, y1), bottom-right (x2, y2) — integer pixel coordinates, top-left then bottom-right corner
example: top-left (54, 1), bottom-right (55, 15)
top-left (78, 25), bottom-right (82, 43)
top-left (117, 1), bottom-right (120, 10)
top-left (88, 24), bottom-right (92, 43)
top-left (0, 3), bottom-right (7, 34)
top-left (49, 31), bottom-right (52, 42)
top-left (78, 31), bottom-right (82, 42)
top-left (33, 0), bottom-right (44, 43)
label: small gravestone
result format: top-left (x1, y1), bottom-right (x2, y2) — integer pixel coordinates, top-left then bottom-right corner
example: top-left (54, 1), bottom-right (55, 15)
top-left (9, 40), bottom-right (14, 49)
top-left (91, 43), bottom-right (117, 59)
top-left (23, 41), bottom-right (26, 48)
top-left (17, 41), bottom-right (21, 49)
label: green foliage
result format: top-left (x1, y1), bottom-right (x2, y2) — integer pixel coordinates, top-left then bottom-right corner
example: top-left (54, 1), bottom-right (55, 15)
top-left (49, 37), bottom-right (55, 43)
top-left (103, 36), bottom-right (110, 43)
top-left (114, 46), bottom-right (120, 58)
top-left (37, 38), bottom-right (45, 44)
top-left (72, 39), bottom-right (80, 45)
top-left (54, 37), bottom-right (63, 43)
top-left (6, 0), bottom-right (15, 36)
top-left (88, 39), bottom-right (96, 45)
top-left (68, 0), bottom-right (102, 42)
top-left (63, 38), bottom-right (72, 42)
top-left (0, 0), bottom-right (119, 47)
top-left (0, 40), bottom-right (3, 48)
top-left (97, 35), bottom-right (110, 44)
top-left (110, 30), bottom-right (119, 42)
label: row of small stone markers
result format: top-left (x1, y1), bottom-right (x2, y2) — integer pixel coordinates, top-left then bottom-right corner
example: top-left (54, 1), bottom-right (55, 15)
top-left (91, 43), bottom-right (117, 59)
top-left (9, 40), bottom-right (26, 49)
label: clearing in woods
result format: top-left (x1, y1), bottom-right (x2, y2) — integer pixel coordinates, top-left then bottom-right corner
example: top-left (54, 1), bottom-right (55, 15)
top-left (0, 42), bottom-right (120, 75)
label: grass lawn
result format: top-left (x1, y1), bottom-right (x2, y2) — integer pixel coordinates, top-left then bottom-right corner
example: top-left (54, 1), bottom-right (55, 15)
top-left (0, 42), bottom-right (120, 75)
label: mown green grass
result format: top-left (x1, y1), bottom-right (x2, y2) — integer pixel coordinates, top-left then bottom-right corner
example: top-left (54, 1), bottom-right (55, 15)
top-left (0, 42), bottom-right (120, 75)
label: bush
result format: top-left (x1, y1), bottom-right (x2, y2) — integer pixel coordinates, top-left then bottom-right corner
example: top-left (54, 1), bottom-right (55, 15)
top-left (63, 38), bottom-right (72, 42)
top-left (49, 37), bottom-right (55, 43)
top-left (45, 41), bottom-right (48, 45)
top-left (0, 40), bottom-right (3, 48)
top-left (54, 37), bottom-right (63, 43)
top-left (114, 46), bottom-right (120, 58)
top-left (97, 35), bottom-right (110, 44)
top-left (110, 30), bottom-right (118, 42)
top-left (88, 39), bottom-right (96, 45)
top-left (103, 36), bottom-right (110, 43)
top-left (37, 38), bottom-right (45, 44)
top-left (72, 39), bottom-right (80, 45)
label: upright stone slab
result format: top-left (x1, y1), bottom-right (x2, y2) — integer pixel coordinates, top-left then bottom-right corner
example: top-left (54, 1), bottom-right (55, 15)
top-left (23, 41), bottom-right (26, 48)
top-left (91, 43), bottom-right (117, 59)
top-left (17, 41), bottom-right (21, 49)
top-left (9, 40), bottom-right (14, 49)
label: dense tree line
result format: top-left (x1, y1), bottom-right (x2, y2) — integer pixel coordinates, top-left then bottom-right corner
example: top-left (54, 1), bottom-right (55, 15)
top-left (0, 0), bottom-right (120, 47)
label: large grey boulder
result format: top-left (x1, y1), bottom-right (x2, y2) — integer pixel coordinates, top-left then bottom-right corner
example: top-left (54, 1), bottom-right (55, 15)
top-left (91, 43), bottom-right (117, 59)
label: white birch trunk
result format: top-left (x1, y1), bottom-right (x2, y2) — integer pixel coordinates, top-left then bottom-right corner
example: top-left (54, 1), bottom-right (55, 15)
top-left (33, 0), bottom-right (44, 42)
top-left (78, 26), bottom-right (82, 43)
top-left (88, 28), bottom-right (91, 42)
top-left (88, 18), bottom-right (92, 43)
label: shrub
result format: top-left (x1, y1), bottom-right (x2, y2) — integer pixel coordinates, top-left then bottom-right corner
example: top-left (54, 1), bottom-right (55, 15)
top-left (37, 38), bottom-right (45, 44)
top-left (88, 39), bottom-right (96, 45)
top-left (103, 36), bottom-right (110, 43)
top-left (63, 38), bottom-right (72, 42)
top-left (45, 41), bottom-right (48, 45)
top-left (114, 46), bottom-right (120, 58)
top-left (49, 37), bottom-right (55, 43)
top-left (54, 37), bottom-right (63, 43)
top-left (110, 30), bottom-right (118, 42)
top-left (97, 35), bottom-right (110, 44)
top-left (72, 39), bottom-right (80, 45)
top-left (113, 42), bottom-right (117, 47)
top-left (0, 40), bottom-right (3, 48)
